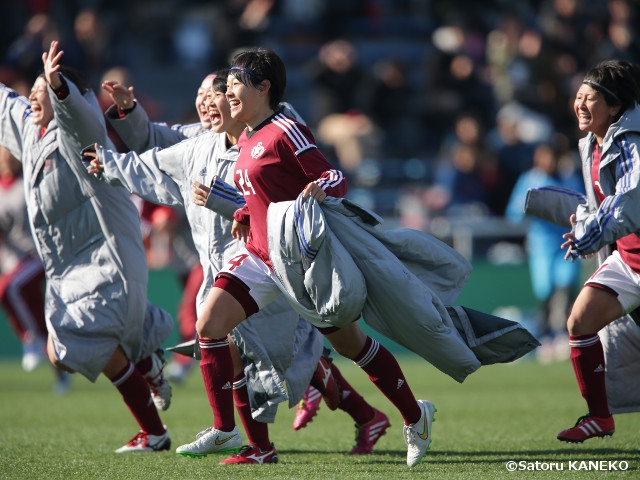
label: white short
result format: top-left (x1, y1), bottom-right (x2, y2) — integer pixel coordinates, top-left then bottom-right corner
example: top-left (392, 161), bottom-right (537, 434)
top-left (586, 250), bottom-right (640, 314)
top-left (218, 247), bottom-right (282, 310)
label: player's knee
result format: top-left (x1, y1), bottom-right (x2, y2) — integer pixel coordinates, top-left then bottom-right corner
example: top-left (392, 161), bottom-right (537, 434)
top-left (566, 312), bottom-right (594, 336)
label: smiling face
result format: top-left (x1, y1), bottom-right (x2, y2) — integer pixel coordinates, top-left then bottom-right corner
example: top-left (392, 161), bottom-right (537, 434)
top-left (28, 76), bottom-right (54, 128)
top-left (195, 75), bottom-right (215, 129)
top-left (205, 86), bottom-right (235, 133)
top-left (225, 73), bottom-right (271, 129)
top-left (574, 83), bottom-right (621, 144)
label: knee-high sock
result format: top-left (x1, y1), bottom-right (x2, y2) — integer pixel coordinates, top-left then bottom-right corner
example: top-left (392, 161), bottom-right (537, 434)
top-left (111, 361), bottom-right (165, 435)
top-left (569, 334), bottom-right (610, 418)
top-left (330, 362), bottom-right (375, 425)
top-left (199, 337), bottom-right (235, 431)
top-left (353, 337), bottom-right (420, 425)
top-left (232, 375), bottom-right (270, 449)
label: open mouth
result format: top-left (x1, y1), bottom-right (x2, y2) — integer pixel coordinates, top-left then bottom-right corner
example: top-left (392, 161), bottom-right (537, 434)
top-left (209, 112), bottom-right (221, 125)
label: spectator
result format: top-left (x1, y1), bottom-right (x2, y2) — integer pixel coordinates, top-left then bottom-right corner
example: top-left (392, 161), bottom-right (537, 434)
top-left (506, 140), bottom-right (585, 363)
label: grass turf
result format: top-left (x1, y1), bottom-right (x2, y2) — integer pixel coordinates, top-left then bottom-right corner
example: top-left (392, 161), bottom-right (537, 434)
top-left (1, 355), bottom-right (638, 479)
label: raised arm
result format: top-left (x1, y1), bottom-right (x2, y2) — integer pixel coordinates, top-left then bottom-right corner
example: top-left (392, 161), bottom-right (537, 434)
top-left (103, 81), bottom-right (203, 153)
top-left (43, 41), bottom-right (110, 153)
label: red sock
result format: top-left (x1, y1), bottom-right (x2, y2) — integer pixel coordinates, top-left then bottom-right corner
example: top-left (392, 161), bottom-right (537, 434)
top-left (354, 337), bottom-right (420, 425)
top-left (569, 334), bottom-right (610, 418)
top-left (330, 362), bottom-right (375, 425)
top-left (134, 356), bottom-right (152, 375)
top-left (199, 337), bottom-right (236, 431)
top-left (232, 375), bottom-right (270, 449)
top-left (111, 362), bottom-right (165, 435)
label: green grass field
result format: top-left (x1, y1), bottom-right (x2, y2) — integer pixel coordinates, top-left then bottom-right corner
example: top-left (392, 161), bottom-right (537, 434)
top-left (1, 356), bottom-right (638, 479)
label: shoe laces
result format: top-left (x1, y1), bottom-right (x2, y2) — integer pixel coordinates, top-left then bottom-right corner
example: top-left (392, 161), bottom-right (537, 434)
top-left (236, 445), bottom-right (254, 456)
top-left (573, 413), bottom-right (594, 427)
top-left (126, 431), bottom-right (146, 447)
top-left (195, 427), bottom-right (213, 440)
top-left (403, 424), bottom-right (418, 446)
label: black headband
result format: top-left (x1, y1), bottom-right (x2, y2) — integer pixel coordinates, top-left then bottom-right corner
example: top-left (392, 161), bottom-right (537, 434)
top-left (583, 79), bottom-right (621, 104)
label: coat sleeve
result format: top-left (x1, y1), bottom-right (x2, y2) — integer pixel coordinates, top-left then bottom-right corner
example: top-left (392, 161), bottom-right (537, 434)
top-left (0, 82), bottom-right (37, 160)
top-left (106, 102), bottom-right (202, 152)
top-left (523, 186), bottom-right (586, 229)
top-left (204, 176), bottom-right (246, 221)
top-left (105, 102), bottom-right (154, 153)
top-left (49, 78), bottom-right (109, 154)
top-left (573, 133), bottom-right (640, 254)
top-left (96, 142), bottom-right (187, 207)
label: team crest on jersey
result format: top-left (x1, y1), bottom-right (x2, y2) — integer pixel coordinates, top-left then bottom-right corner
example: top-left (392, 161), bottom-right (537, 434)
top-left (251, 142), bottom-right (265, 159)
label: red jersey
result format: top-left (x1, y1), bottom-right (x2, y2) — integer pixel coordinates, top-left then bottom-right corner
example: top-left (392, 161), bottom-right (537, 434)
top-left (590, 142), bottom-right (640, 272)
top-left (234, 112), bottom-right (347, 267)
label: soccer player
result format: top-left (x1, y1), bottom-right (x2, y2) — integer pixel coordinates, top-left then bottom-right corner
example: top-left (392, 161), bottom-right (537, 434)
top-left (0, 40), bottom-right (174, 452)
top-left (176, 48), bottom-right (435, 468)
top-left (557, 59), bottom-right (640, 443)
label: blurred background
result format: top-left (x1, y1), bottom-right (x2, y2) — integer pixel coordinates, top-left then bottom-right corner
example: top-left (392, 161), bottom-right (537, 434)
top-left (1, 0), bottom-right (638, 366)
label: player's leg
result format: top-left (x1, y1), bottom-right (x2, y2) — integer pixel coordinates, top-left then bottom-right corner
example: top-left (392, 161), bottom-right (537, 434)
top-left (103, 347), bottom-right (171, 453)
top-left (219, 339), bottom-right (278, 465)
top-left (329, 360), bottom-right (391, 454)
top-left (323, 322), bottom-right (435, 467)
top-left (176, 284), bottom-right (249, 457)
top-left (557, 285), bottom-right (621, 442)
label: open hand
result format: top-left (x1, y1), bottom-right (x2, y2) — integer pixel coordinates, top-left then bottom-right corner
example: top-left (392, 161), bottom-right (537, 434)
top-left (102, 80), bottom-right (135, 110)
top-left (42, 40), bottom-right (64, 89)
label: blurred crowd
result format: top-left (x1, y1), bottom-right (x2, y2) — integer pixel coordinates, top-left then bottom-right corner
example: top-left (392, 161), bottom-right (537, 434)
top-left (4, 0), bottom-right (636, 224)
top-left (2, 0), bottom-right (638, 363)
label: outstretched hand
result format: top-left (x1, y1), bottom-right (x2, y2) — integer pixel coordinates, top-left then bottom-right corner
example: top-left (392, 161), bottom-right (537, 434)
top-left (102, 80), bottom-right (135, 110)
top-left (42, 40), bottom-right (64, 90)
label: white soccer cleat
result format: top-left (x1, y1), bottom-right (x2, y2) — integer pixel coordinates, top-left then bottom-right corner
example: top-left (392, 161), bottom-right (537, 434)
top-left (176, 426), bottom-right (242, 458)
top-left (403, 399), bottom-right (436, 467)
top-left (144, 349), bottom-right (172, 411)
top-left (22, 339), bottom-right (44, 372)
top-left (115, 428), bottom-right (171, 453)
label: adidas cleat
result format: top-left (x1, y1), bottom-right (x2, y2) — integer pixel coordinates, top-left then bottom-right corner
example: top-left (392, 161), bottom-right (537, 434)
top-left (347, 408), bottom-right (390, 454)
top-left (557, 413), bottom-right (614, 443)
